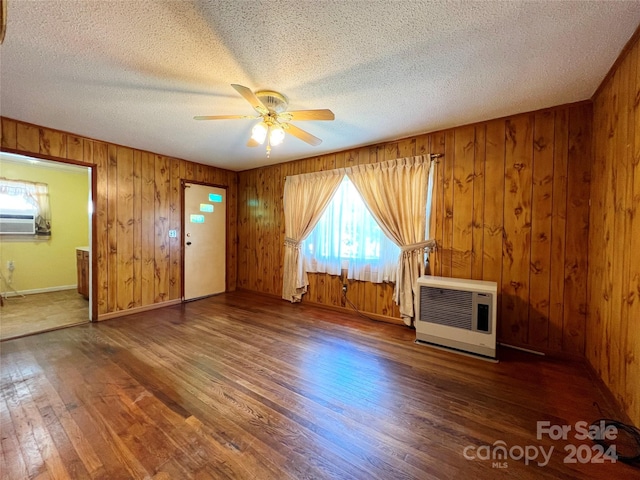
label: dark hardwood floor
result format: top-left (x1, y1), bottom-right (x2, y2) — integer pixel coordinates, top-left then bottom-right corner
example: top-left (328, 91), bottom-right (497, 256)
top-left (0, 291), bottom-right (636, 479)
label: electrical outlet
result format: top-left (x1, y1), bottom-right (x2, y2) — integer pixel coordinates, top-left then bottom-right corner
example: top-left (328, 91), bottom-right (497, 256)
top-left (168, 230), bottom-right (177, 238)
top-left (340, 268), bottom-right (348, 285)
top-left (7, 260), bottom-right (14, 272)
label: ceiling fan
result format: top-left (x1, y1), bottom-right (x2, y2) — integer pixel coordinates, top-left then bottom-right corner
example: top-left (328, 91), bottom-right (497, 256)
top-left (194, 84), bottom-right (334, 157)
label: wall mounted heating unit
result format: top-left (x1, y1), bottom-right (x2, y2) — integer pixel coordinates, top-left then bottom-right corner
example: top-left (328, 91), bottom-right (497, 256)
top-left (415, 276), bottom-right (498, 359)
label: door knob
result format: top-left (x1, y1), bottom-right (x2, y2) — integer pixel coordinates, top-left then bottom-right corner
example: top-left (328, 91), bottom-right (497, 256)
top-left (186, 241), bottom-right (192, 246)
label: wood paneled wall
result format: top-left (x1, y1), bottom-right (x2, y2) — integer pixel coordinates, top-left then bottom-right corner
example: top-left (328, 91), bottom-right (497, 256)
top-left (0, 118), bottom-right (238, 320)
top-left (588, 30), bottom-right (640, 427)
top-left (237, 103), bottom-right (592, 356)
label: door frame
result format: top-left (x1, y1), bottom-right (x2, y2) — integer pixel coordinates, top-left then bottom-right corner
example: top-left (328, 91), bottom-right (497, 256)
top-left (180, 179), bottom-right (229, 301)
top-left (0, 148), bottom-right (96, 321)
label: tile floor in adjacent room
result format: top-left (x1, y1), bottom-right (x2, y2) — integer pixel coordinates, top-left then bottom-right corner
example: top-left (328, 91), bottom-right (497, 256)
top-left (0, 289), bottom-right (89, 341)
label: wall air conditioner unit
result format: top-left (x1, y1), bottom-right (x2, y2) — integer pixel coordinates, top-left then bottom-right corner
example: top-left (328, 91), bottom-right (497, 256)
top-left (0, 213), bottom-right (36, 234)
top-left (415, 276), bottom-right (497, 360)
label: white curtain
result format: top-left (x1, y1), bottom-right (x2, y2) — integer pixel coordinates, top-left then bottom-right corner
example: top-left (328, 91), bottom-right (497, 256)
top-left (282, 170), bottom-right (343, 302)
top-left (346, 156), bottom-right (434, 324)
top-left (0, 178), bottom-right (51, 235)
top-left (303, 176), bottom-right (400, 283)
top-left (33, 183), bottom-right (51, 235)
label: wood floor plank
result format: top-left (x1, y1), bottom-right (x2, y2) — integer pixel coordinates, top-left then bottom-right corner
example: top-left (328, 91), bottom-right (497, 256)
top-left (4, 349), bottom-right (72, 480)
top-left (1, 393), bottom-right (30, 479)
top-left (83, 327), bottom-right (293, 479)
top-left (14, 348), bottom-right (104, 477)
top-left (21, 335), bottom-right (151, 479)
top-left (1, 291), bottom-right (636, 479)
top-left (102, 332), bottom-right (357, 479)
top-left (2, 348), bottom-right (49, 479)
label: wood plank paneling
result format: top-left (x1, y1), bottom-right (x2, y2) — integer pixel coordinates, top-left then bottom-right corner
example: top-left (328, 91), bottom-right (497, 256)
top-left (247, 170), bottom-right (258, 292)
top-left (1, 117), bottom-right (237, 320)
top-left (67, 135), bottom-right (84, 161)
top-left (169, 159), bottom-right (181, 300)
top-left (501, 115), bottom-right (533, 346)
top-left (618, 44), bottom-right (637, 423)
top-left (154, 155), bottom-right (170, 303)
top-left (39, 128), bottom-right (66, 158)
top-left (16, 123), bottom-right (39, 153)
top-left (141, 152), bottom-right (156, 306)
top-left (237, 104), bottom-right (591, 356)
top-left (270, 164), bottom-right (283, 297)
top-left (237, 170), bottom-right (249, 290)
top-left (563, 105), bottom-right (591, 355)
top-left (549, 110), bottom-right (569, 352)
top-left (589, 31), bottom-right (640, 426)
top-left (451, 126), bottom-right (474, 279)
top-left (257, 167), bottom-right (269, 294)
top-left (116, 147), bottom-right (134, 311)
top-left (1, 117), bottom-right (17, 149)
top-left (483, 120), bottom-right (505, 328)
top-left (528, 111), bottom-right (554, 348)
top-left (627, 38), bottom-right (640, 428)
top-left (430, 132), bottom-right (445, 276)
top-left (107, 145), bottom-right (118, 312)
top-left (441, 130), bottom-right (455, 278)
top-left (132, 151), bottom-right (143, 307)
top-left (92, 142), bottom-right (108, 315)
top-left (227, 170), bottom-right (238, 292)
top-left (471, 125), bottom-right (485, 280)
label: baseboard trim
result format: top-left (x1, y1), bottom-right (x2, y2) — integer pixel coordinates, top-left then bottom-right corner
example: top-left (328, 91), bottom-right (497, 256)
top-left (1, 285), bottom-right (76, 296)
top-left (96, 299), bottom-right (182, 322)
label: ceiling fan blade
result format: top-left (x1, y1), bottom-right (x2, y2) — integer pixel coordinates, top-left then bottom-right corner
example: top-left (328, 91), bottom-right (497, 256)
top-left (231, 84), bottom-right (268, 115)
top-left (247, 137), bottom-right (260, 147)
top-left (284, 109), bottom-right (335, 121)
top-left (285, 123), bottom-right (322, 146)
top-left (194, 115), bottom-right (256, 120)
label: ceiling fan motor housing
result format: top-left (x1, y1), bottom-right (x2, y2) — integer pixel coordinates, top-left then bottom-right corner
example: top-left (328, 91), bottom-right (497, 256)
top-left (255, 90), bottom-right (288, 113)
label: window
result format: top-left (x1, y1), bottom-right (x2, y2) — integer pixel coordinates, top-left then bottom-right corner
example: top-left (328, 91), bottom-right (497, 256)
top-left (303, 177), bottom-right (400, 283)
top-left (0, 179), bottom-right (51, 236)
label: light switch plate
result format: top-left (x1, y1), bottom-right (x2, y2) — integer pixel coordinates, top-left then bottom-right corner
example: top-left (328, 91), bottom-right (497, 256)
top-left (168, 230), bottom-right (177, 238)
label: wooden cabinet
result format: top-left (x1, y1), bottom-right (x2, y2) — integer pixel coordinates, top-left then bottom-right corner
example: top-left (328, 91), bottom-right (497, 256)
top-left (76, 248), bottom-right (89, 299)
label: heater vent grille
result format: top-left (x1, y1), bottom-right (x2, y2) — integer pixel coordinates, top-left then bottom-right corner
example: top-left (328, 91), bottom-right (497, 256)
top-left (419, 287), bottom-right (473, 330)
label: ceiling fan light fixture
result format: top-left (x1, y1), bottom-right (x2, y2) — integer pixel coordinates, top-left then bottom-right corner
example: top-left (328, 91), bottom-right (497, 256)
top-left (197, 84), bottom-right (334, 157)
top-left (269, 124), bottom-right (285, 146)
top-left (251, 122), bottom-right (268, 144)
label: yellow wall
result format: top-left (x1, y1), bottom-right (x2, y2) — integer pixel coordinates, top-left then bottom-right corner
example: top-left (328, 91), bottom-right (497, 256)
top-left (0, 158), bottom-right (89, 293)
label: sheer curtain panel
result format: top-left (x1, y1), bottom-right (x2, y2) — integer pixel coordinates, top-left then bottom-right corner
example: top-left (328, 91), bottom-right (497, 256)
top-left (346, 156), bottom-right (434, 324)
top-left (302, 177), bottom-right (400, 283)
top-left (282, 170), bottom-right (343, 302)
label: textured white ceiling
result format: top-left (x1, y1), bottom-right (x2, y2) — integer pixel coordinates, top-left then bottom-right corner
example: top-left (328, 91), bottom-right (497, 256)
top-left (1, 1), bottom-right (639, 171)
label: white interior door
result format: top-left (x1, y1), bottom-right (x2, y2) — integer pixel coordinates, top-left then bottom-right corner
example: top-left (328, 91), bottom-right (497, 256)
top-left (183, 183), bottom-right (226, 300)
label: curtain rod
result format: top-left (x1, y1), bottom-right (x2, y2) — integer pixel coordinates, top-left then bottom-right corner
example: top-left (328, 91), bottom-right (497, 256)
top-left (283, 153), bottom-right (444, 179)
